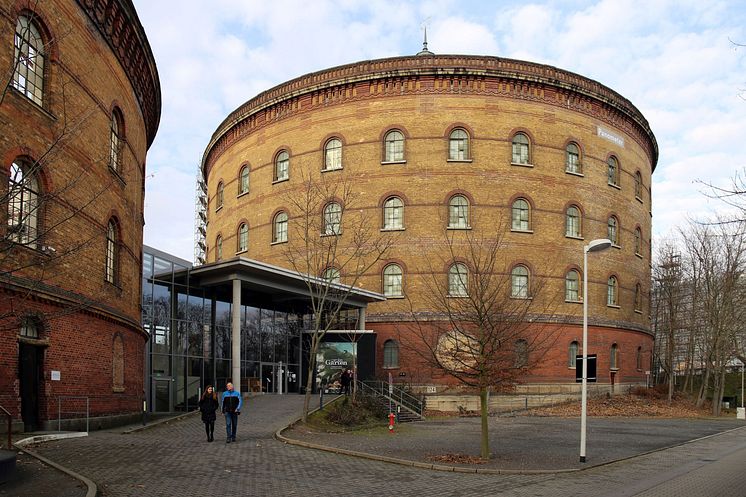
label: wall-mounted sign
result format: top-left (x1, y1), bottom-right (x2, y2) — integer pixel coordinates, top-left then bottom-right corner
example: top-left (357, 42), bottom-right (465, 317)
top-left (51, 370), bottom-right (61, 381)
top-left (597, 126), bottom-right (624, 148)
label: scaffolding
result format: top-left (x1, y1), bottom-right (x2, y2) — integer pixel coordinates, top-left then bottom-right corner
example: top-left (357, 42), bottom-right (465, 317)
top-left (194, 168), bottom-right (207, 266)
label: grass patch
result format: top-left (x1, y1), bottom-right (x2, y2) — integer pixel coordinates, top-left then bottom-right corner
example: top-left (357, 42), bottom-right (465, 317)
top-left (307, 394), bottom-right (389, 432)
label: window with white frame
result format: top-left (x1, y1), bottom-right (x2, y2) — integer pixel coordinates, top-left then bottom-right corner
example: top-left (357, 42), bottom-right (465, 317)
top-left (610, 343), bottom-right (619, 370)
top-left (566, 142), bottom-right (581, 174)
top-left (13, 15), bottom-right (45, 106)
top-left (565, 269), bottom-right (580, 302)
top-left (566, 205), bottom-right (581, 238)
top-left (239, 165), bottom-right (249, 195)
top-left (448, 263), bottom-right (468, 296)
top-left (322, 267), bottom-right (340, 284)
top-left (383, 197), bottom-right (403, 229)
top-left (607, 276), bottom-right (618, 306)
top-left (20, 317), bottom-right (39, 338)
top-left (323, 202), bottom-right (341, 235)
top-left (607, 156), bottom-right (619, 186)
top-left (608, 216), bottom-right (619, 245)
top-left (216, 182), bottom-right (224, 210)
top-left (275, 150), bottom-right (289, 181)
top-left (448, 195), bottom-right (469, 228)
top-left (324, 138), bottom-right (342, 170)
top-left (237, 223), bottom-right (248, 252)
top-left (383, 339), bottom-right (399, 368)
top-left (273, 212), bottom-right (288, 243)
top-left (511, 133), bottom-right (530, 164)
top-left (511, 265), bottom-right (529, 298)
top-left (105, 219), bottom-right (118, 284)
top-left (568, 341), bottom-right (578, 368)
top-left (384, 130), bottom-right (404, 162)
top-left (383, 264), bottom-right (403, 297)
top-left (7, 159), bottom-right (39, 247)
top-left (216, 235), bottom-right (223, 261)
top-left (109, 109), bottom-right (124, 172)
top-left (449, 129), bottom-right (469, 160)
top-left (511, 198), bottom-right (530, 231)
top-left (635, 171), bottom-right (642, 199)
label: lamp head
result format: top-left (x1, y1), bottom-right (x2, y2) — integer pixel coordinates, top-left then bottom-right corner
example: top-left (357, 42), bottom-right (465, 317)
top-left (586, 238), bottom-right (612, 253)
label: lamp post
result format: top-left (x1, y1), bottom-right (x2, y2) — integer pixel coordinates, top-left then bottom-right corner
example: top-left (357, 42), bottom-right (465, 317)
top-left (580, 238), bottom-right (612, 463)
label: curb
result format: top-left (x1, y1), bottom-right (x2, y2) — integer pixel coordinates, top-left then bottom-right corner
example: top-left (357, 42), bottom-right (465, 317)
top-left (14, 433), bottom-right (96, 497)
top-left (275, 419), bottom-right (746, 475)
top-left (122, 410), bottom-right (198, 434)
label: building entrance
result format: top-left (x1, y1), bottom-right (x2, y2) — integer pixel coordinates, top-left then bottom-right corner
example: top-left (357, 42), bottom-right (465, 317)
top-left (19, 343), bottom-right (43, 431)
top-left (152, 377), bottom-right (172, 412)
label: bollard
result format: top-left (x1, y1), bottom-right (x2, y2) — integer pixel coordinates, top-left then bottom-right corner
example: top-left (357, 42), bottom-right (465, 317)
top-left (388, 412), bottom-right (396, 433)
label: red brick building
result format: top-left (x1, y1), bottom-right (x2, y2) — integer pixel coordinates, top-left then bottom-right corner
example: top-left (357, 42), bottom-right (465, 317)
top-left (0, 0), bottom-right (160, 430)
top-left (202, 52), bottom-right (657, 394)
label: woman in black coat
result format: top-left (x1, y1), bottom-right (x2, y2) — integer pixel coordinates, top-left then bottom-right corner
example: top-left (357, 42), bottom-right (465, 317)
top-left (198, 385), bottom-right (219, 442)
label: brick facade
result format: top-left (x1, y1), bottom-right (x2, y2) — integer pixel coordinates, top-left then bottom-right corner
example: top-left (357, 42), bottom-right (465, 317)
top-left (203, 55), bottom-right (657, 388)
top-left (0, 0), bottom-right (159, 427)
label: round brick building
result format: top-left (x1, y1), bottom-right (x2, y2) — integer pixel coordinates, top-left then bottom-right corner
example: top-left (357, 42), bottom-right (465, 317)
top-left (0, 0), bottom-right (159, 429)
top-left (202, 53), bottom-right (656, 392)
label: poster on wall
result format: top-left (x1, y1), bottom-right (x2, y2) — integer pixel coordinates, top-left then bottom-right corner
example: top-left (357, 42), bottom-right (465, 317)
top-left (316, 342), bottom-right (355, 394)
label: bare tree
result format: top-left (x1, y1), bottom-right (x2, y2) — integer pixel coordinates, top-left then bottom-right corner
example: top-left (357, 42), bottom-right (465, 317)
top-left (281, 169), bottom-right (393, 422)
top-left (399, 222), bottom-right (562, 459)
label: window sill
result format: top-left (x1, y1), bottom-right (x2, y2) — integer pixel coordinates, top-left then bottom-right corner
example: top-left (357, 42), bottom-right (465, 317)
top-left (635, 195), bottom-right (643, 203)
top-left (511, 162), bottom-right (534, 168)
top-left (9, 87), bottom-right (56, 121)
top-left (381, 227), bottom-right (405, 232)
top-left (635, 309), bottom-right (643, 314)
top-left (381, 160), bottom-right (406, 165)
top-left (565, 235), bottom-right (584, 240)
top-left (447, 294), bottom-right (468, 298)
top-left (447, 226), bottom-right (472, 230)
top-left (108, 166), bottom-right (126, 186)
top-left (566, 169), bottom-right (584, 177)
top-left (237, 191), bottom-right (249, 198)
top-left (612, 244), bottom-right (621, 249)
top-left (565, 299), bottom-right (582, 304)
top-left (270, 240), bottom-right (287, 246)
top-left (446, 159), bottom-right (473, 163)
top-left (382, 366), bottom-right (400, 370)
top-left (321, 167), bottom-right (343, 173)
top-left (511, 228), bottom-right (533, 234)
top-left (272, 178), bottom-right (289, 184)
top-left (635, 252), bottom-right (643, 259)
top-left (320, 232), bottom-right (341, 237)
top-left (568, 366), bottom-right (577, 370)
top-left (104, 280), bottom-right (122, 292)
top-left (215, 206), bottom-right (223, 213)
top-left (510, 295), bottom-right (532, 300)
top-left (607, 304), bottom-right (621, 309)
top-left (235, 249), bottom-right (248, 255)
top-left (610, 368), bottom-right (620, 372)
top-left (385, 295), bottom-right (405, 299)
top-left (608, 183), bottom-right (621, 190)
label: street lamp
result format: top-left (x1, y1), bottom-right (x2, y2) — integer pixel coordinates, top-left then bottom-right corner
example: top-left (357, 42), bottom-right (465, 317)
top-left (580, 238), bottom-right (612, 463)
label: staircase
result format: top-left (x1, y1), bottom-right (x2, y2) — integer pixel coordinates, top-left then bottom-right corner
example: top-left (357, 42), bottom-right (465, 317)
top-left (357, 380), bottom-right (425, 422)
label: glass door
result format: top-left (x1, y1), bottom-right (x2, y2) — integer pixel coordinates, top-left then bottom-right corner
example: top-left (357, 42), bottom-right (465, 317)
top-left (153, 377), bottom-right (172, 412)
top-left (260, 363), bottom-right (275, 393)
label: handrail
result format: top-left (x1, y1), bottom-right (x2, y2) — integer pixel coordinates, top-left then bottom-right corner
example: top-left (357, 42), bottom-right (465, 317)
top-left (359, 380), bottom-right (424, 418)
top-left (0, 404), bottom-right (11, 449)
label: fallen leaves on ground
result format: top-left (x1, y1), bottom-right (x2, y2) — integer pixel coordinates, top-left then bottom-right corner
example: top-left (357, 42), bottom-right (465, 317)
top-left (527, 394), bottom-right (712, 418)
top-left (426, 453), bottom-right (487, 464)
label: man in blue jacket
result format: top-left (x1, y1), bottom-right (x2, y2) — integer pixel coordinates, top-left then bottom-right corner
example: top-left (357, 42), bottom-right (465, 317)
top-left (221, 381), bottom-right (242, 443)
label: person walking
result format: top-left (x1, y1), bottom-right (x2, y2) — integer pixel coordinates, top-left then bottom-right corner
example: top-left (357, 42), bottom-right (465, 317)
top-left (198, 385), bottom-right (219, 442)
top-left (340, 369), bottom-right (350, 395)
top-left (221, 381), bottom-right (242, 443)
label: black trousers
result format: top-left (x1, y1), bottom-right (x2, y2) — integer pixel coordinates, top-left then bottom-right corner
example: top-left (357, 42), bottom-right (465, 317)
top-left (204, 420), bottom-right (214, 438)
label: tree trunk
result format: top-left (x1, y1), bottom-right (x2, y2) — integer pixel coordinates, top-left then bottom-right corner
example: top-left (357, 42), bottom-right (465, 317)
top-left (479, 386), bottom-right (490, 460)
top-left (301, 337), bottom-right (320, 423)
top-left (696, 366), bottom-right (710, 408)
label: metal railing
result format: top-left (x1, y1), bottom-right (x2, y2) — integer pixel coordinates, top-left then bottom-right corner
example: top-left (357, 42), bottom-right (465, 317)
top-left (57, 396), bottom-right (89, 433)
top-left (0, 405), bottom-right (11, 449)
top-left (358, 380), bottom-right (424, 419)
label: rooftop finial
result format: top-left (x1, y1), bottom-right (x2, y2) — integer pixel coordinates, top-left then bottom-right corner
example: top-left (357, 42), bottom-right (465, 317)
top-left (417, 19), bottom-right (434, 56)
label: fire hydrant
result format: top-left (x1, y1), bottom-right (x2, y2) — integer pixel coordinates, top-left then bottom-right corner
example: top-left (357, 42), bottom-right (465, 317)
top-left (388, 412), bottom-right (396, 433)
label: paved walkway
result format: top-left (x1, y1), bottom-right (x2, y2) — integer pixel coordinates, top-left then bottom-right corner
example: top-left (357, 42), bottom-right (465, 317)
top-left (15, 395), bottom-right (746, 496)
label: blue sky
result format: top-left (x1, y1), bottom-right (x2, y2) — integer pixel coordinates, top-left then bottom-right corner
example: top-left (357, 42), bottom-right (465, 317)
top-left (132, 0), bottom-right (746, 262)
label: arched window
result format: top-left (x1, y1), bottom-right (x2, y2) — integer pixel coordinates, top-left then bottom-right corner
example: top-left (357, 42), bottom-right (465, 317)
top-left (383, 264), bottom-right (403, 297)
top-left (237, 223), bottom-right (248, 252)
top-left (511, 265), bottom-right (529, 298)
top-left (514, 339), bottom-right (528, 368)
top-left (448, 263), bottom-right (468, 297)
top-left (565, 269), bottom-right (580, 302)
top-left (607, 276), bottom-right (618, 306)
top-left (322, 267), bottom-right (340, 284)
top-left (109, 108), bottom-right (124, 172)
top-left (635, 283), bottom-right (642, 311)
top-left (324, 138), bottom-right (342, 170)
top-left (13, 15), bottom-right (45, 105)
top-left (384, 130), bottom-right (404, 162)
top-left (566, 142), bottom-right (581, 174)
top-left (511, 198), bottom-right (530, 231)
top-left (105, 219), bottom-right (118, 284)
top-left (273, 212), bottom-right (288, 243)
top-left (607, 156), bottom-right (619, 186)
top-left (448, 195), bottom-right (469, 229)
top-left (216, 182), bottom-right (224, 211)
top-left (610, 343), bottom-right (619, 370)
top-left (635, 171), bottom-right (643, 199)
top-left (239, 165), bottom-right (249, 195)
top-left (566, 205), bottom-right (581, 238)
top-left (635, 227), bottom-right (642, 255)
top-left (449, 128), bottom-right (469, 160)
top-left (275, 150), bottom-right (289, 181)
top-left (607, 216), bottom-right (619, 245)
top-left (7, 159), bottom-right (39, 246)
top-left (323, 202), bottom-right (342, 235)
top-left (568, 341), bottom-right (579, 368)
top-left (383, 197), bottom-right (403, 230)
top-left (636, 346), bottom-right (643, 370)
top-left (20, 317), bottom-right (40, 338)
top-left (383, 339), bottom-right (399, 368)
top-left (216, 235), bottom-right (223, 261)
top-left (511, 132), bottom-right (530, 165)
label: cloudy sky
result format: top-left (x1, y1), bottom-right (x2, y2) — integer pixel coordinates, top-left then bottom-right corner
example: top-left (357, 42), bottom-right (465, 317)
top-left (132, 0), bottom-right (746, 262)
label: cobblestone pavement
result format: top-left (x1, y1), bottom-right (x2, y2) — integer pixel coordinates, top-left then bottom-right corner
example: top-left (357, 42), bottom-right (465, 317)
top-left (0, 451), bottom-right (85, 497)
top-left (27, 395), bottom-right (746, 497)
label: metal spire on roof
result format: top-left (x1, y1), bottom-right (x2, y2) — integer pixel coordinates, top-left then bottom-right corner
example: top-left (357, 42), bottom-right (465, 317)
top-left (417, 24), bottom-right (434, 56)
